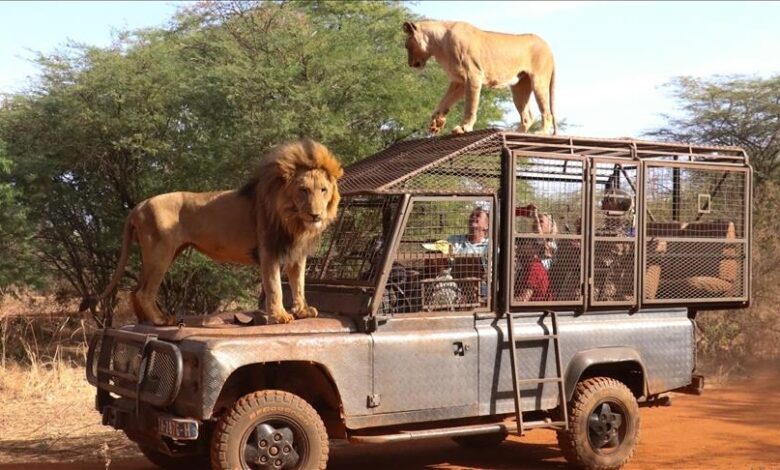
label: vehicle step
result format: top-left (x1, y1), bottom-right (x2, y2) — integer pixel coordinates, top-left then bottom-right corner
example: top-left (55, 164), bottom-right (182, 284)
top-left (349, 418), bottom-right (570, 444)
top-left (349, 422), bottom-right (514, 444)
top-left (522, 420), bottom-right (567, 430)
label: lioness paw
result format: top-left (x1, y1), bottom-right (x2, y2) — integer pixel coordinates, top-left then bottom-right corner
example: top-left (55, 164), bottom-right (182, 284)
top-left (292, 305), bottom-right (318, 319)
top-left (269, 308), bottom-right (295, 324)
top-left (428, 114), bottom-right (446, 135)
top-left (452, 125), bottom-right (466, 135)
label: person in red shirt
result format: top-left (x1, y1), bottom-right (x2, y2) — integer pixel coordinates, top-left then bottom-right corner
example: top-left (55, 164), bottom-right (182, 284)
top-left (515, 238), bottom-right (552, 302)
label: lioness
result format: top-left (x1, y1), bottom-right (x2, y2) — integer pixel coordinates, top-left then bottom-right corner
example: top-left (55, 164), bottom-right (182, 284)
top-left (79, 139), bottom-right (344, 326)
top-left (403, 20), bottom-right (557, 135)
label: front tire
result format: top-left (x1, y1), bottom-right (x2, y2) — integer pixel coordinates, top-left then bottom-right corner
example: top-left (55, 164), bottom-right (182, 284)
top-left (557, 377), bottom-right (640, 470)
top-left (210, 390), bottom-right (328, 470)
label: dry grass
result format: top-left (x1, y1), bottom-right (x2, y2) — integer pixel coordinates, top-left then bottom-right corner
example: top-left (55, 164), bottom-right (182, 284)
top-left (0, 306), bottom-right (142, 466)
top-left (0, 364), bottom-right (141, 466)
top-left (0, 360), bottom-right (87, 402)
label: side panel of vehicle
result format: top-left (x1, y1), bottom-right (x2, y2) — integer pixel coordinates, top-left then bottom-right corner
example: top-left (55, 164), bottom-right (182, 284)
top-left (476, 308), bottom-right (693, 415)
top-left (359, 314), bottom-right (478, 428)
top-left (176, 333), bottom-right (372, 421)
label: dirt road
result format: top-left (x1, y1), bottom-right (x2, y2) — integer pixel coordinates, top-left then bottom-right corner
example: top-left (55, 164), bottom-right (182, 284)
top-left (2, 369), bottom-right (779, 470)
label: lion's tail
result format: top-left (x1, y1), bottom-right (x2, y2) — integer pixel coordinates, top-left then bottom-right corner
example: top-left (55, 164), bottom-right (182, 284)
top-left (79, 215), bottom-right (135, 312)
top-left (550, 66), bottom-right (557, 135)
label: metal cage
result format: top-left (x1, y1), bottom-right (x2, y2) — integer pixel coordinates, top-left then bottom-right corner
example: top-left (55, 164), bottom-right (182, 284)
top-left (317, 129), bottom-right (751, 314)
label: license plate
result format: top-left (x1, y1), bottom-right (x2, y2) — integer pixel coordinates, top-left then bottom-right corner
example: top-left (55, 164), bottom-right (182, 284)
top-left (158, 416), bottom-right (199, 440)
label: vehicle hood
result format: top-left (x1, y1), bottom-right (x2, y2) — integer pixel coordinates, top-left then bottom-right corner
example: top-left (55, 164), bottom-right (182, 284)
top-left (125, 311), bottom-right (359, 341)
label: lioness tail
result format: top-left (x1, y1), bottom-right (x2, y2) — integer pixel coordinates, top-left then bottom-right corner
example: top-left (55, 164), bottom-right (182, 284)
top-left (550, 67), bottom-right (557, 135)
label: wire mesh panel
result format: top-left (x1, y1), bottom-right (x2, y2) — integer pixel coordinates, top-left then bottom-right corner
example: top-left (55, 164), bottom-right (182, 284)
top-left (306, 195), bottom-right (402, 284)
top-left (378, 197), bottom-right (494, 314)
top-left (591, 160), bottom-right (639, 306)
top-left (512, 153), bottom-right (585, 307)
top-left (642, 163), bottom-right (749, 303)
top-left (392, 145), bottom-right (502, 194)
top-left (340, 130), bottom-right (502, 194)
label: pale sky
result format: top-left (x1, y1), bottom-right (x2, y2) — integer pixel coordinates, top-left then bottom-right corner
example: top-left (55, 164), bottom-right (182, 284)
top-left (2, 1), bottom-right (779, 138)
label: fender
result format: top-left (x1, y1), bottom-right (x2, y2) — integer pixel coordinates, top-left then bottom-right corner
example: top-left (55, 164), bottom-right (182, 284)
top-left (564, 347), bottom-right (647, 401)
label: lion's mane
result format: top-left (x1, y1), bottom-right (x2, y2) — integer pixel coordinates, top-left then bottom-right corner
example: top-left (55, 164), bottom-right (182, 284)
top-left (242, 139), bottom-right (344, 263)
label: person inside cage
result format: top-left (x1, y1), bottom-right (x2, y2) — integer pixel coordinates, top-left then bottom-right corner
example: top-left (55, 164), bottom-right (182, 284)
top-left (422, 206), bottom-right (491, 308)
top-left (516, 203), bottom-right (558, 271)
top-left (548, 216), bottom-right (583, 302)
top-left (597, 187), bottom-right (636, 237)
top-left (594, 187), bottom-right (636, 301)
top-left (448, 206), bottom-right (490, 258)
top-left (515, 237), bottom-right (553, 302)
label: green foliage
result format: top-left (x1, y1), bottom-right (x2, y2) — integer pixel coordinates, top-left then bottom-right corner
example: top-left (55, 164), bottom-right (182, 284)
top-left (0, 140), bottom-right (44, 291)
top-left (0, 0), bottom-right (509, 320)
top-left (647, 75), bottom-right (780, 183)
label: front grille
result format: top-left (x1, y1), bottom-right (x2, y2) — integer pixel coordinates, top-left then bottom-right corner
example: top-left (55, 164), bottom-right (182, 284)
top-left (87, 329), bottom-right (183, 407)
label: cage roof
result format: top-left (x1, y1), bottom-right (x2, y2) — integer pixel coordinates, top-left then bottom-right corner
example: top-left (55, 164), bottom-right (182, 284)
top-left (339, 129), bottom-right (748, 195)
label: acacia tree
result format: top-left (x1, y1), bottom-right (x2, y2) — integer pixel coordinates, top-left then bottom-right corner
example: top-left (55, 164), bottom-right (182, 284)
top-left (0, 0), bottom-right (509, 323)
top-left (0, 141), bottom-right (41, 292)
top-left (647, 75), bottom-right (780, 183)
top-left (647, 74), bottom-right (780, 366)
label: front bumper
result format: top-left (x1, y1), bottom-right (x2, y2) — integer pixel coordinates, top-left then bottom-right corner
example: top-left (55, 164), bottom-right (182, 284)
top-left (99, 397), bottom-right (206, 457)
top-left (87, 328), bottom-right (206, 455)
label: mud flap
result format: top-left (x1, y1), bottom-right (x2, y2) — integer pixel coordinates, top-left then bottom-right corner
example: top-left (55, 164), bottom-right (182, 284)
top-left (673, 374), bottom-right (705, 395)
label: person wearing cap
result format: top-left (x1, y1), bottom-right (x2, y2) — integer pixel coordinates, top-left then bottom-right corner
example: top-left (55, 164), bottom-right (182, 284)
top-left (595, 187), bottom-right (636, 301)
top-left (597, 188), bottom-right (635, 237)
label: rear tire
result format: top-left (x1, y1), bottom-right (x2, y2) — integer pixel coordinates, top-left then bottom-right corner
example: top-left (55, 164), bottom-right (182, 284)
top-left (557, 377), bottom-right (640, 470)
top-left (210, 390), bottom-right (328, 470)
top-left (451, 430), bottom-right (508, 448)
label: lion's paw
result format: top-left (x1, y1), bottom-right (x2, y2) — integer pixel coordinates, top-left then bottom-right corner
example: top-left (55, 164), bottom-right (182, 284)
top-left (451, 125), bottom-right (466, 135)
top-left (292, 305), bottom-right (318, 319)
top-left (269, 309), bottom-right (295, 324)
top-left (428, 114), bottom-right (446, 135)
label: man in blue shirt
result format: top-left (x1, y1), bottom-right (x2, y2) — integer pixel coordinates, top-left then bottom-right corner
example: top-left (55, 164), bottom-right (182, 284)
top-left (421, 206), bottom-right (491, 308)
top-left (449, 207), bottom-right (490, 300)
top-left (448, 207), bottom-right (490, 258)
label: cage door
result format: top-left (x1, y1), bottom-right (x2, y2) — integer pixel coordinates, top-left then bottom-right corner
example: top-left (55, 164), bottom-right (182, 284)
top-left (642, 162), bottom-right (749, 305)
top-left (589, 159), bottom-right (639, 307)
top-left (511, 152), bottom-right (586, 308)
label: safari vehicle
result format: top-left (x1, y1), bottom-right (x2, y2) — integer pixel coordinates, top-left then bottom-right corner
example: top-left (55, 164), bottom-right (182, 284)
top-left (86, 129), bottom-right (752, 470)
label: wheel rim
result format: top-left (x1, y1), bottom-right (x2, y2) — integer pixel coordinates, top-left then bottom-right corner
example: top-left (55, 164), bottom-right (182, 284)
top-left (240, 415), bottom-right (308, 469)
top-left (587, 400), bottom-right (628, 454)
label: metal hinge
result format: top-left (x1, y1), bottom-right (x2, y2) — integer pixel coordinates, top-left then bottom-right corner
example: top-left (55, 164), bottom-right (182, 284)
top-left (367, 394), bottom-right (381, 408)
top-left (363, 315), bottom-right (378, 333)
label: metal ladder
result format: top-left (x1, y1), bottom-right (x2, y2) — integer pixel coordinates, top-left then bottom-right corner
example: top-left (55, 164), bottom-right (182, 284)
top-left (506, 310), bottom-right (568, 434)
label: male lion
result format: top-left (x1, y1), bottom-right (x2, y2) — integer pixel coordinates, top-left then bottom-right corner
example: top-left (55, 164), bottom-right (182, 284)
top-left (79, 139), bottom-right (343, 326)
top-left (403, 20), bottom-right (557, 135)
